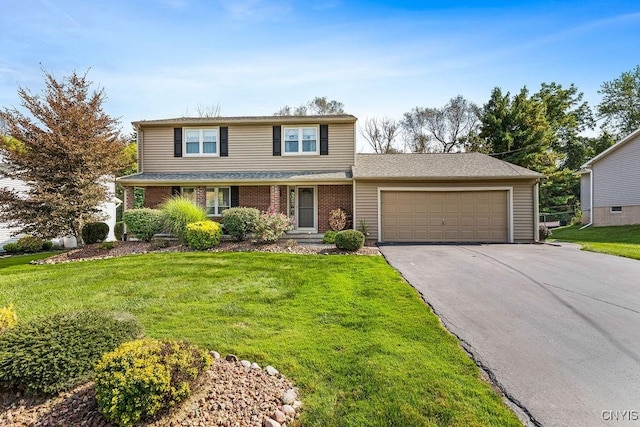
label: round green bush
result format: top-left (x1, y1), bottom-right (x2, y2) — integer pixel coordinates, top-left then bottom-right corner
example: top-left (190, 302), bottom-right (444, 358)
top-left (185, 221), bottom-right (222, 250)
top-left (335, 229), bottom-right (365, 251)
top-left (41, 241), bottom-right (54, 251)
top-left (123, 208), bottom-right (165, 242)
top-left (81, 222), bottom-right (109, 244)
top-left (322, 230), bottom-right (338, 244)
top-left (160, 197), bottom-right (207, 243)
top-left (95, 338), bottom-right (212, 427)
top-left (222, 207), bottom-right (260, 241)
top-left (0, 310), bottom-right (142, 395)
top-left (2, 243), bottom-right (20, 254)
top-left (16, 235), bottom-right (44, 253)
top-left (114, 221), bottom-right (124, 241)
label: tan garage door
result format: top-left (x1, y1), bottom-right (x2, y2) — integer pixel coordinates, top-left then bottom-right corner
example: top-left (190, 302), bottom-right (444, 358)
top-left (381, 190), bottom-right (508, 242)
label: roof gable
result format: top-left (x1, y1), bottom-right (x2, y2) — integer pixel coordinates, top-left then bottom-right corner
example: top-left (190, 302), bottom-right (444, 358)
top-left (581, 127), bottom-right (640, 169)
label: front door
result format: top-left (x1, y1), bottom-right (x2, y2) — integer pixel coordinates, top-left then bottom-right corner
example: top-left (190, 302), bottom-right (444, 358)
top-left (297, 187), bottom-right (315, 229)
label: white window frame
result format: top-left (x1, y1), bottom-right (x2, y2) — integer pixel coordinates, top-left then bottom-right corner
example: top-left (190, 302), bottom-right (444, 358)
top-left (183, 127), bottom-right (219, 157)
top-left (282, 126), bottom-right (319, 156)
top-left (181, 187), bottom-right (197, 203)
top-left (206, 187), bottom-right (231, 216)
top-left (610, 206), bottom-right (622, 213)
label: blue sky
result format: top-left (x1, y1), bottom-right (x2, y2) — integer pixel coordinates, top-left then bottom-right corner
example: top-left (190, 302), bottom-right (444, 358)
top-left (1, 0), bottom-right (639, 149)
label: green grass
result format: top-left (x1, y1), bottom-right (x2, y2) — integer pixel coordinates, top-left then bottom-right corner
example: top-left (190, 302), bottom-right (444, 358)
top-left (0, 252), bottom-right (521, 426)
top-left (551, 224), bottom-right (640, 260)
top-left (0, 251), bottom-right (62, 269)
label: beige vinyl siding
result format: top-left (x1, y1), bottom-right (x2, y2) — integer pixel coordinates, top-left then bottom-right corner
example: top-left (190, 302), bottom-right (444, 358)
top-left (141, 123), bottom-right (355, 173)
top-left (592, 133), bottom-right (640, 207)
top-left (354, 180), bottom-right (537, 242)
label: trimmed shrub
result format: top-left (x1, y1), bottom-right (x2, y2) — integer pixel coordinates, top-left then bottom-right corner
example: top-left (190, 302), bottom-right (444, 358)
top-left (114, 221), bottom-right (124, 241)
top-left (100, 241), bottom-right (115, 250)
top-left (539, 224), bottom-right (552, 241)
top-left (328, 208), bottom-right (347, 231)
top-left (160, 197), bottom-right (207, 243)
top-left (0, 305), bottom-right (17, 334)
top-left (335, 229), bottom-right (365, 251)
top-left (2, 243), bottom-right (19, 254)
top-left (322, 230), bottom-right (338, 244)
top-left (0, 310), bottom-right (142, 394)
top-left (185, 221), bottom-right (222, 250)
top-left (17, 235), bottom-right (44, 253)
top-left (123, 208), bottom-right (164, 242)
top-left (253, 211), bottom-right (293, 243)
top-left (95, 338), bottom-right (212, 427)
top-left (222, 207), bottom-right (260, 241)
top-left (81, 222), bottom-right (109, 244)
top-left (41, 241), bottom-right (54, 251)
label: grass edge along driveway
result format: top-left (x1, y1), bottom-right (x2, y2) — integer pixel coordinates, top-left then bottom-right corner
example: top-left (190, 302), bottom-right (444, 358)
top-left (0, 252), bottom-right (521, 426)
top-left (551, 224), bottom-right (640, 260)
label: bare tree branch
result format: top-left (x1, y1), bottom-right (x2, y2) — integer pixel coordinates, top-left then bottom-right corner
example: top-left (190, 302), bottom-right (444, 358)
top-left (359, 117), bottom-right (401, 153)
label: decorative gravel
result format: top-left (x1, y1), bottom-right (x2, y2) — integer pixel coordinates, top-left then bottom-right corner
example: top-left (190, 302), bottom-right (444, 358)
top-left (0, 357), bottom-right (300, 427)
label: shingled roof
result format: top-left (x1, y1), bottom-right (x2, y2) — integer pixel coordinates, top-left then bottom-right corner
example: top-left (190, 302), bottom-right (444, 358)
top-left (117, 170), bottom-right (352, 185)
top-left (132, 114), bottom-right (357, 127)
top-left (353, 153), bottom-right (542, 180)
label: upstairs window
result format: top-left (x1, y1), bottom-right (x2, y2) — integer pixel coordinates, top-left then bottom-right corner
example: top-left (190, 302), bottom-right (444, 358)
top-left (283, 127), bottom-right (318, 155)
top-left (184, 128), bottom-right (218, 156)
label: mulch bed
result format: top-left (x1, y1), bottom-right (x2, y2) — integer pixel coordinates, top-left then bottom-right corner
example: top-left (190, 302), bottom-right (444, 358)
top-left (35, 240), bottom-right (380, 265)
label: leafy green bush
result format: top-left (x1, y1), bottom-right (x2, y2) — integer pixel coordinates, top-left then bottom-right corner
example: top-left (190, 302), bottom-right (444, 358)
top-left (0, 305), bottom-right (17, 334)
top-left (81, 222), bottom-right (109, 244)
top-left (185, 221), bottom-right (222, 250)
top-left (2, 243), bottom-right (19, 254)
top-left (160, 197), bottom-right (207, 243)
top-left (322, 230), bottom-right (338, 244)
top-left (253, 211), bottom-right (293, 243)
top-left (335, 229), bottom-right (365, 251)
top-left (123, 208), bottom-right (164, 242)
top-left (17, 235), bottom-right (44, 253)
top-left (95, 338), bottom-right (212, 427)
top-left (100, 241), bottom-right (115, 250)
top-left (222, 207), bottom-right (260, 241)
top-left (41, 241), bottom-right (53, 251)
top-left (114, 221), bottom-right (124, 241)
top-left (0, 310), bottom-right (142, 394)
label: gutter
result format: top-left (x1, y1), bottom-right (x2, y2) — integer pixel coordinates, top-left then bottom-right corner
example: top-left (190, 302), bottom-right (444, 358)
top-left (580, 168), bottom-right (593, 229)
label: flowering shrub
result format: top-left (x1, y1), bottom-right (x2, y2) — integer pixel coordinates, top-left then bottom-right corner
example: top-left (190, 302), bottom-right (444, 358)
top-left (328, 208), bottom-right (348, 231)
top-left (222, 207), bottom-right (260, 241)
top-left (253, 211), bottom-right (293, 243)
top-left (185, 221), bottom-right (222, 250)
top-left (0, 304), bottom-right (17, 334)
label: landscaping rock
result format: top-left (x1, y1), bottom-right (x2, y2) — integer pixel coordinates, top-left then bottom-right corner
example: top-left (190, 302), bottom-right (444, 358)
top-left (210, 350), bottom-right (221, 360)
top-left (273, 409), bottom-right (287, 423)
top-left (293, 400), bottom-right (303, 409)
top-left (225, 353), bottom-right (238, 362)
top-left (282, 388), bottom-right (297, 404)
top-left (265, 365), bottom-right (279, 376)
top-left (263, 418), bottom-right (282, 427)
top-left (282, 404), bottom-right (295, 416)
top-left (251, 362), bottom-right (261, 370)
top-left (241, 360), bottom-right (252, 368)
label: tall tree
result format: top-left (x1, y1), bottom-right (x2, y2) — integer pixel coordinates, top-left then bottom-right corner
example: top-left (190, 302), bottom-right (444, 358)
top-left (598, 65), bottom-right (640, 137)
top-left (275, 96), bottom-right (345, 115)
top-left (360, 117), bottom-right (402, 153)
top-left (401, 95), bottom-right (480, 153)
top-left (0, 69), bottom-right (126, 239)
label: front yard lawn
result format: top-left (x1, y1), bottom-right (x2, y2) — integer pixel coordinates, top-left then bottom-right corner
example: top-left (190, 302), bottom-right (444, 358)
top-left (0, 251), bottom-right (63, 269)
top-left (0, 252), bottom-right (521, 426)
top-left (551, 225), bottom-right (640, 260)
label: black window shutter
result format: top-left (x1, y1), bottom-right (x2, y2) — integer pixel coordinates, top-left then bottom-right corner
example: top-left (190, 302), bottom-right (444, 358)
top-left (320, 124), bottom-right (329, 155)
top-left (273, 126), bottom-right (281, 156)
top-left (174, 128), bottom-right (182, 157)
top-left (220, 126), bottom-right (228, 157)
top-left (172, 186), bottom-right (181, 196)
top-left (231, 186), bottom-right (240, 207)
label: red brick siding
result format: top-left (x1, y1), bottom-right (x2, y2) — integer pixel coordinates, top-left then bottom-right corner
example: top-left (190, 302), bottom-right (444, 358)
top-left (144, 186), bottom-right (172, 208)
top-left (239, 186), bottom-right (271, 212)
top-left (124, 186), bottom-right (135, 210)
top-left (317, 185), bottom-right (353, 233)
top-left (196, 186), bottom-right (206, 209)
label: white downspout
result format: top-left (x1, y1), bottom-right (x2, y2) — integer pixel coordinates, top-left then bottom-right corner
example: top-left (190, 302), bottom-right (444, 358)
top-left (534, 181), bottom-right (540, 242)
top-left (580, 168), bottom-right (593, 229)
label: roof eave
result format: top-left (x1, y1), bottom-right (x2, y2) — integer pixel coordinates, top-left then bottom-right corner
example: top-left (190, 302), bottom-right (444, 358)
top-left (352, 175), bottom-right (542, 181)
top-left (580, 127), bottom-right (640, 169)
top-left (132, 114), bottom-right (358, 127)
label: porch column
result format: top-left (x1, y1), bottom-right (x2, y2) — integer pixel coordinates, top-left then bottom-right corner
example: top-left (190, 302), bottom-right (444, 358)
top-left (269, 185), bottom-right (281, 213)
top-left (196, 186), bottom-right (207, 209)
top-left (123, 186), bottom-right (135, 212)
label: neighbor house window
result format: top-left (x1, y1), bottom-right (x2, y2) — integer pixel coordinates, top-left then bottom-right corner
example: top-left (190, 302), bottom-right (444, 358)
top-left (184, 128), bottom-right (218, 156)
top-left (206, 187), bottom-right (230, 216)
top-left (181, 187), bottom-right (196, 203)
top-left (283, 127), bottom-right (318, 155)
top-left (610, 206), bottom-right (622, 213)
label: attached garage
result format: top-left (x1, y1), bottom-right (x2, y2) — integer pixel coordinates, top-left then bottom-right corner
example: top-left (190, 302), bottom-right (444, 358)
top-left (353, 153), bottom-right (543, 243)
top-left (381, 189), bottom-right (509, 243)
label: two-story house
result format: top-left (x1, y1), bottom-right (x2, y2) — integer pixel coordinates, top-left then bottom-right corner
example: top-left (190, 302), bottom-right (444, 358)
top-left (118, 115), bottom-right (542, 243)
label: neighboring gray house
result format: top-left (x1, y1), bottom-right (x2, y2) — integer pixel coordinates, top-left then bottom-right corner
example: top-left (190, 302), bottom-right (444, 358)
top-left (580, 127), bottom-right (640, 226)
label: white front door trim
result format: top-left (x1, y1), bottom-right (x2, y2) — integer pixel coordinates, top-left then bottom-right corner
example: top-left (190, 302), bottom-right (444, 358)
top-left (377, 186), bottom-right (514, 243)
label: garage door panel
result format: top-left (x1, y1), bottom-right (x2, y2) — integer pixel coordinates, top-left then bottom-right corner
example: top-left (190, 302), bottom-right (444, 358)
top-left (381, 190), bottom-right (508, 243)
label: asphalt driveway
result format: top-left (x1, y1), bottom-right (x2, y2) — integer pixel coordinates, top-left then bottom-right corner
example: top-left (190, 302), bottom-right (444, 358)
top-left (380, 243), bottom-right (640, 427)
